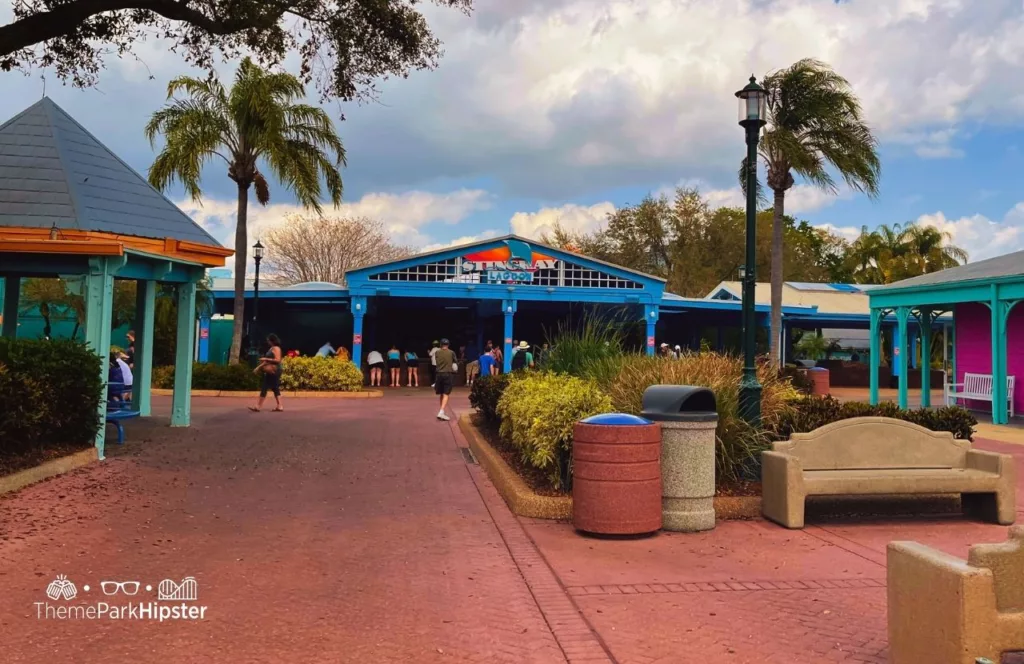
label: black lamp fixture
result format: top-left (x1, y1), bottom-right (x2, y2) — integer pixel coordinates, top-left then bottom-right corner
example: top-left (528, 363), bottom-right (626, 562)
top-left (735, 74), bottom-right (768, 427)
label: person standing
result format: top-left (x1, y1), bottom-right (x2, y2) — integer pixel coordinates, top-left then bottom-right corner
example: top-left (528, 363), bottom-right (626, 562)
top-left (433, 338), bottom-right (457, 421)
top-left (511, 341), bottom-right (533, 371)
top-left (387, 344), bottom-right (402, 388)
top-left (478, 348), bottom-right (496, 378)
top-left (366, 348), bottom-right (385, 387)
top-left (125, 330), bottom-right (136, 369)
top-left (316, 341), bottom-right (337, 358)
top-left (428, 340), bottom-right (440, 387)
top-left (404, 348), bottom-right (420, 387)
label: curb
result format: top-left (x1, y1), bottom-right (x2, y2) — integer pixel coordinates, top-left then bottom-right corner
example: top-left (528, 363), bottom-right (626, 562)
top-left (458, 414), bottom-right (572, 520)
top-left (0, 447), bottom-right (98, 496)
top-left (459, 414), bottom-right (763, 522)
top-left (151, 389), bottom-right (383, 398)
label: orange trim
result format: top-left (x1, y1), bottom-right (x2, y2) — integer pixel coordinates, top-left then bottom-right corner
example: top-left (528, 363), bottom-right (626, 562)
top-left (0, 228), bottom-right (231, 266)
top-left (0, 238), bottom-right (123, 256)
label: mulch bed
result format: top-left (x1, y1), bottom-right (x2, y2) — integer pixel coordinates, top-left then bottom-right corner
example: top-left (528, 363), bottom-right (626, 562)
top-left (0, 442), bottom-right (93, 477)
top-left (715, 480), bottom-right (762, 497)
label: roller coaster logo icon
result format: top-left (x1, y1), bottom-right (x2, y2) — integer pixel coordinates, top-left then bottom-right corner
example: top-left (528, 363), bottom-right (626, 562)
top-left (157, 577), bottom-right (198, 601)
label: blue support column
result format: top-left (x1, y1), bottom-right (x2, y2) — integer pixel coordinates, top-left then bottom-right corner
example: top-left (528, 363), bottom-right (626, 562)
top-left (132, 280), bottom-right (156, 416)
top-left (644, 304), bottom-right (659, 356)
top-left (991, 286), bottom-right (1007, 424)
top-left (197, 315), bottom-right (211, 362)
top-left (502, 299), bottom-right (516, 373)
top-left (869, 309), bottom-right (881, 406)
top-left (919, 309), bottom-right (932, 408)
top-left (84, 258), bottom-right (116, 459)
top-left (896, 307), bottom-right (910, 410)
top-left (171, 281), bottom-right (197, 427)
top-left (2, 275), bottom-right (19, 338)
top-left (351, 296), bottom-right (366, 368)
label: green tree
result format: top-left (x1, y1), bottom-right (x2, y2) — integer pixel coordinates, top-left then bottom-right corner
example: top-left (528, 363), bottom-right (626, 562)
top-left (846, 222), bottom-right (967, 284)
top-left (0, 1), bottom-right (471, 101)
top-left (146, 57), bottom-right (345, 364)
top-left (19, 278), bottom-right (72, 338)
top-left (750, 59), bottom-right (881, 364)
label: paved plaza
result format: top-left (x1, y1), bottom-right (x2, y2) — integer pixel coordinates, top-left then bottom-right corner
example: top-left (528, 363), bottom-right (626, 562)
top-left (1, 392), bottom-right (1022, 663)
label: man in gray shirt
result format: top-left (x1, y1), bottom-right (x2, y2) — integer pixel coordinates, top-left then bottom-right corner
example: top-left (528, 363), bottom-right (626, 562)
top-left (433, 338), bottom-right (457, 421)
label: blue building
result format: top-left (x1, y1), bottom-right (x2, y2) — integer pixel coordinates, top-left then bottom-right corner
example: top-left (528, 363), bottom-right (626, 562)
top-left (211, 235), bottom-right (820, 372)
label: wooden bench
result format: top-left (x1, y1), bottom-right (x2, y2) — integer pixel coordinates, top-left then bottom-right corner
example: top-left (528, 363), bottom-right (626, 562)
top-left (761, 417), bottom-right (1016, 529)
top-left (946, 372), bottom-right (1015, 418)
top-left (105, 381), bottom-right (140, 445)
top-left (888, 526), bottom-right (1024, 664)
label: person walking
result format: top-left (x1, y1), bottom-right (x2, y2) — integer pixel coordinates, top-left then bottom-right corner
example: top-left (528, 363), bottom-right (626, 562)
top-left (478, 348), bottom-right (496, 379)
top-left (366, 348), bottom-right (385, 387)
top-left (387, 344), bottom-right (402, 388)
top-left (250, 333), bottom-right (283, 412)
top-left (434, 338), bottom-right (457, 421)
top-left (404, 348), bottom-right (420, 387)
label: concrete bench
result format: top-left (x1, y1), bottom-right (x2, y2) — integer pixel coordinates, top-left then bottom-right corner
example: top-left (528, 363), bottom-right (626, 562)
top-left (947, 372), bottom-right (1016, 418)
top-left (888, 526), bottom-right (1024, 664)
top-left (761, 417), bottom-right (1016, 528)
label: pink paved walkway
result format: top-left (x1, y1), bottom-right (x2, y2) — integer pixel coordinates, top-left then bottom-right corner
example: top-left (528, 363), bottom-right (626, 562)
top-left (1, 390), bottom-right (1021, 663)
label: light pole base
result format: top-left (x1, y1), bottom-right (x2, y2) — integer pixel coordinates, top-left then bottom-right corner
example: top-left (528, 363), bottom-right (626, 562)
top-left (739, 374), bottom-right (762, 428)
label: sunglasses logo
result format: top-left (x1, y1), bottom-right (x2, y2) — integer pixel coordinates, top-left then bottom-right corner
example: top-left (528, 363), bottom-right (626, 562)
top-left (100, 581), bottom-right (140, 596)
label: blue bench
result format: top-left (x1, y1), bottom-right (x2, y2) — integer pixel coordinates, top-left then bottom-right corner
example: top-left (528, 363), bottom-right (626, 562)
top-left (106, 381), bottom-right (140, 445)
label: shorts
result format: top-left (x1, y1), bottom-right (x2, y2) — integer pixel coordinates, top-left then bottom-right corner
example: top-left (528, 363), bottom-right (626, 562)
top-left (369, 361), bottom-right (385, 370)
top-left (434, 373), bottom-right (453, 395)
top-left (260, 371), bottom-right (281, 397)
top-left (387, 359), bottom-right (401, 369)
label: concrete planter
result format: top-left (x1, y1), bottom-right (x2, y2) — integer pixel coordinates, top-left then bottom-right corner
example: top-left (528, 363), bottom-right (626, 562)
top-left (0, 447), bottom-right (98, 496)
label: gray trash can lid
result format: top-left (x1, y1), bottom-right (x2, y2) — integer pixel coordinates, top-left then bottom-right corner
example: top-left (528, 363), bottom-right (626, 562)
top-left (640, 385), bottom-right (718, 423)
top-left (579, 413), bottom-right (652, 426)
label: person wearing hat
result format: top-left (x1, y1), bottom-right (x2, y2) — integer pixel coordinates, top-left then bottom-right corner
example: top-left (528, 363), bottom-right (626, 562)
top-left (510, 340), bottom-right (534, 371)
top-left (433, 338), bottom-right (457, 421)
top-left (428, 340), bottom-right (440, 387)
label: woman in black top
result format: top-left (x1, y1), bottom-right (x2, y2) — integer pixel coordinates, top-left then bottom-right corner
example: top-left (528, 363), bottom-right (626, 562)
top-left (250, 334), bottom-right (284, 412)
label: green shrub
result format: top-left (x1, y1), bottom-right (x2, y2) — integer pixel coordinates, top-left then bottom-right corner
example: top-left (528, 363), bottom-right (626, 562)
top-left (543, 315), bottom-right (625, 382)
top-left (469, 373), bottom-right (510, 422)
top-left (497, 372), bottom-right (612, 490)
top-left (280, 357), bottom-right (363, 391)
top-left (773, 395), bottom-right (977, 441)
top-left (0, 338), bottom-right (102, 454)
top-left (596, 353), bottom-right (800, 484)
top-left (152, 363), bottom-right (260, 390)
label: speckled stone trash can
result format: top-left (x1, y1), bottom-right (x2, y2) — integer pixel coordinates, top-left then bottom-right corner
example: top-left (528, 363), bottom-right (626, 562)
top-left (572, 414), bottom-right (662, 536)
top-left (641, 386), bottom-right (719, 533)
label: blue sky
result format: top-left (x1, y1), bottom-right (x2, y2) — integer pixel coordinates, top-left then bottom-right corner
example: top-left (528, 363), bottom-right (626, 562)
top-left (3, 0), bottom-right (1024, 270)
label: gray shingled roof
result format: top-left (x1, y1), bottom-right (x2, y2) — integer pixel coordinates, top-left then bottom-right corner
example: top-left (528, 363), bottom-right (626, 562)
top-left (877, 249), bottom-right (1024, 291)
top-left (0, 98), bottom-right (220, 247)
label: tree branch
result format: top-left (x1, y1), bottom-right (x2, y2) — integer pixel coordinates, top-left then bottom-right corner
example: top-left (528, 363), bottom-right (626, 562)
top-left (0, 0), bottom-right (289, 57)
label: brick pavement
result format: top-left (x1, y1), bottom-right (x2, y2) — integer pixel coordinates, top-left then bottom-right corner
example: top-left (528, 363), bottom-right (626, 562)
top-left (0, 394), bottom-right (565, 663)
top-left (2, 391), bottom-right (1022, 664)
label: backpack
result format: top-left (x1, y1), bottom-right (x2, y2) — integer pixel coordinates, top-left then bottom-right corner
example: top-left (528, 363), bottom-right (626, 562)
top-left (511, 350), bottom-right (528, 371)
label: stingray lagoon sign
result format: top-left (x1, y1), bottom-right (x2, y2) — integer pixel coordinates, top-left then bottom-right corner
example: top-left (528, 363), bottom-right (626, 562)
top-left (462, 239), bottom-right (559, 283)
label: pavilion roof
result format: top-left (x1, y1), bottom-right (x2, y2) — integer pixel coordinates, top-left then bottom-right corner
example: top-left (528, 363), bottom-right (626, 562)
top-left (875, 249), bottom-right (1024, 291)
top-left (0, 98), bottom-right (221, 248)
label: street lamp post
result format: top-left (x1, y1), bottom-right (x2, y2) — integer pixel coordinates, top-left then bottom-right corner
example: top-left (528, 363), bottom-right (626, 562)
top-left (251, 239), bottom-right (264, 356)
top-left (736, 75), bottom-right (767, 427)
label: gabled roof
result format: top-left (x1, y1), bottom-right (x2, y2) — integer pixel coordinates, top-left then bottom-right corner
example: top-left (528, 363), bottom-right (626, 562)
top-left (347, 234), bottom-right (667, 284)
top-left (705, 281), bottom-right (873, 315)
top-left (874, 249), bottom-right (1024, 291)
top-left (0, 98), bottom-right (220, 247)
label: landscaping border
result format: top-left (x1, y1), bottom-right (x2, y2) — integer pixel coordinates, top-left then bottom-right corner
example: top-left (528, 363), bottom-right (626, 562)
top-left (459, 413), bottom-right (763, 521)
top-left (0, 447), bottom-right (98, 496)
top-left (458, 414), bottom-right (572, 520)
top-left (152, 389), bottom-right (383, 398)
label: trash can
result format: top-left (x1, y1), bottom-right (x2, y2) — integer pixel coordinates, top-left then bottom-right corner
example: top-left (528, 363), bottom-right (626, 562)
top-left (572, 413), bottom-right (662, 535)
top-left (807, 367), bottom-right (830, 395)
top-left (641, 386), bottom-right (719, 533)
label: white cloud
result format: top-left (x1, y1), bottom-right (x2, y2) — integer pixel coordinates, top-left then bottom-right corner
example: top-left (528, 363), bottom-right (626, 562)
top-left (420, 230), bottom-right (503, 253)
top-left (658, 179), bottom-right (851, 214)
top-left (916, 204), bottom-right (1024, 261)
top-left (180, 188), bottom-right (493, 272)
top-left (814, 223), bottom-right (863, 243)
top-left (509, 202), bottom-right (616, 239)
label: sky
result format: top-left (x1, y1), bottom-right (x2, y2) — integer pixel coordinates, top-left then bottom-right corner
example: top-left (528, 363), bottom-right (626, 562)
top-left (5, 0), bottom-right (1024, 273)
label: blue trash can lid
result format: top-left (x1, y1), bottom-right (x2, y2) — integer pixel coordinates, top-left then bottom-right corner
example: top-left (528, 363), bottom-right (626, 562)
top-left (579, 413), bottom-right (653, 426)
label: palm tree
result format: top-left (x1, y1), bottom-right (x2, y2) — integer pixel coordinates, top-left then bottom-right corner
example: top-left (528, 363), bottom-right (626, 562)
top-left (899, 222), bottom-right (968, 275)
top-left (146, 57), bottom-right (345, 364)
top-left (750, 59), bottom-right (881, 364)
top-left (846, 222), bottom-right (967, 284)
